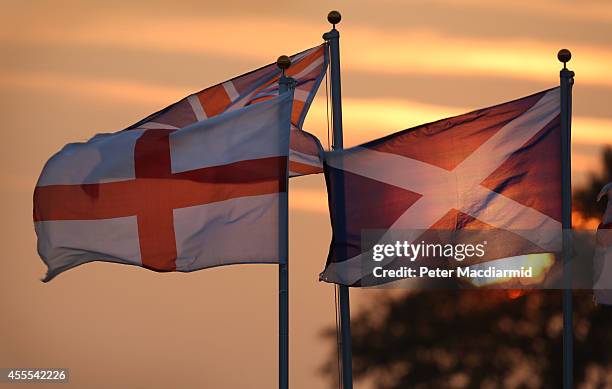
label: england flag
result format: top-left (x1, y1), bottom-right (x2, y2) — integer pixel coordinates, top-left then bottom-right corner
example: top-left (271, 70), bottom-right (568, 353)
top-left (34, 93), bottom-right (292, 281)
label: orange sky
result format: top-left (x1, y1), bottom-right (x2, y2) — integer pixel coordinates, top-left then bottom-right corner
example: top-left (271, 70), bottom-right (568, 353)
top-left (1, 1), bottom-right (611, 388)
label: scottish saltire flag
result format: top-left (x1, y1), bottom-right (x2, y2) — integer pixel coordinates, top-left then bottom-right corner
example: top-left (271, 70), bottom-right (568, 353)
top-left (320, 88), bottom-right (563, 286)
top-left (34, 93), bottom-right (292, 281)
top-left (594, 183), bottom-right (612, 304)
top-left (128, 45), bottom-right (327, 177)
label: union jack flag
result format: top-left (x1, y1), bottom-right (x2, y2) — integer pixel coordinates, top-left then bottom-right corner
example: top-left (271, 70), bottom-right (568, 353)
top-left (126, 45), bottom-right (327, 176)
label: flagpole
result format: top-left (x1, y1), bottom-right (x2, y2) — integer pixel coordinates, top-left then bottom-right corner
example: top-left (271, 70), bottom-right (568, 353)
top-left (277, 55), bottom-right (294, 389)
top-left (323, 11), bottom-right (353, 389)
top-left (558, 48), bottom-right (574, 389)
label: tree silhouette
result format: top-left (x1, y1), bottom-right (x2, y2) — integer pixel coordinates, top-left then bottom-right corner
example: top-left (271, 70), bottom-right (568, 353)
top-left (574, 146), bottom-right (612, 219)
top-left (323, 146), bottom-right (612, 388)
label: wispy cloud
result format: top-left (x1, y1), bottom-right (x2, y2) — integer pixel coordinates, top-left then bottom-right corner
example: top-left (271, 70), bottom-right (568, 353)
top-left (4, 69), bottom-right (608, 149)
top-left (417, 0), bottom-right (612, 23)
top-left (0, 71), bottom-right (187, 106)
top-left (2, 15), bottom-right (611, 87)
top-left (339, 26), bottom-right (612, 87)
top-left (307, 96), bottom-right (612, 149)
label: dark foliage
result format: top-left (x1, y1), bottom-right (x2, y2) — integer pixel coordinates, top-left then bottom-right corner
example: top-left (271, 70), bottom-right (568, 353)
top-left (324, 290), bottom-right (612, 388)
top-left (574, 146), bottom-right (612, 219)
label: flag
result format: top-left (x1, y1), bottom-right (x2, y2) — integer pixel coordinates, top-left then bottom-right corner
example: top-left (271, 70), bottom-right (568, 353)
top-left (128, 45), bottom-right (327, 177)
top-left (594, 183), bottom-right (612, 304)
top-left (320, 88), bottom-right (563, 286)
top-left (34, 93), bottom-right (293, 281)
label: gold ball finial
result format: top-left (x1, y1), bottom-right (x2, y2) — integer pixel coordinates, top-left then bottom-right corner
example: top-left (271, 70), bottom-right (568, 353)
top-left (327, 10), bottom-right (341, 25)
top-left (557, 49), bottom-right (572, 64)
top-left (276, 55), bottom-right (291, 70)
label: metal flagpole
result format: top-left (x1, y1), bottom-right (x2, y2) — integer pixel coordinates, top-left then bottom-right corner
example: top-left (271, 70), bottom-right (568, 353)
top-left (558, 48), bottom-right (574, 389)
top-left (323, 10), bottom-right (353, 389)
top-left (277, 55), bottom-right (294, 389)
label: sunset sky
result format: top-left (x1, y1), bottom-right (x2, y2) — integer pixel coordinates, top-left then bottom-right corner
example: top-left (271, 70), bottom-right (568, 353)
top-left (1, 1), bottom-right (611, 388)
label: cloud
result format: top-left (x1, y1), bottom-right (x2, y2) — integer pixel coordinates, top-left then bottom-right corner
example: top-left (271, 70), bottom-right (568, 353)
top-left (2, 14), bottom-right (611, 87)
top-left (415, 0), bottom-right (612, 23)
top-left (306, 96), bottom-right (612, 148)
top-left (339, 26), bottom-right (612, 87)
top-left (4, 69), bottom-right (609, 150)
top-left (0, 71), bottom-right (187, 106)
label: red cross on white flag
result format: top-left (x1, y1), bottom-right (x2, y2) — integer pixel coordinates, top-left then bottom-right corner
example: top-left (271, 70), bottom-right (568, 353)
top-left (34, 94), bottom-right (292, 281)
